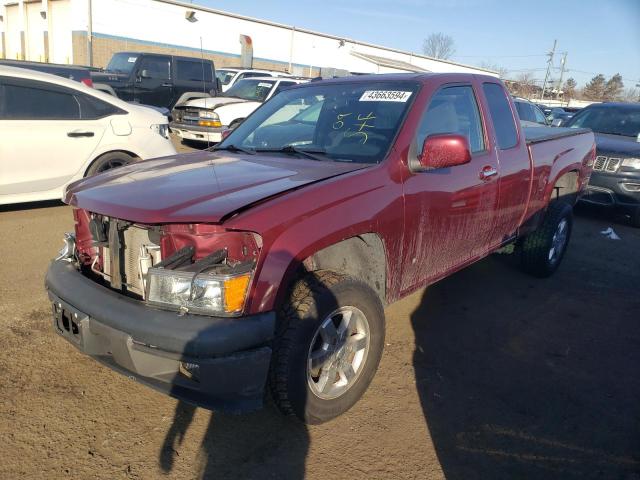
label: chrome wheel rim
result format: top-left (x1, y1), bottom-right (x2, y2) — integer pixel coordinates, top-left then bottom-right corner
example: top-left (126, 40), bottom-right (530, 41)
top-left (549, 218), bottom-right (568, 264)
top-left (307, 306), bottom-right (370, 400)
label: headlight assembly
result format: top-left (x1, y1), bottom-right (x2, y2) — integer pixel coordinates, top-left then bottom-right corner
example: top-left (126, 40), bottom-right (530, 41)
top-left (621, 158), bottom-right (640, 170)
top-left (198, 110), bottom-right (222, 128)
top-left (146, 267), bottom-right (251, 316)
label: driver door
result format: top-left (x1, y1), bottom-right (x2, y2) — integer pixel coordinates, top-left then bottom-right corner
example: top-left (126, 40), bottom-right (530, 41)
top-left (400, 83), bottom-right (500, 294)
top-left (134, 55), bottom-right (173, 107)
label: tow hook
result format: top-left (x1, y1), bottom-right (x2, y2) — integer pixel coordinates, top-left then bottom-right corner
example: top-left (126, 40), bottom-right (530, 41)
top-left (55, 233), bottom-right (76, 262)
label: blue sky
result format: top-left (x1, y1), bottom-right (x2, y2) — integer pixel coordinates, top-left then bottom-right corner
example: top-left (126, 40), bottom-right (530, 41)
top-left (196, 0), bottom-right (640, 89)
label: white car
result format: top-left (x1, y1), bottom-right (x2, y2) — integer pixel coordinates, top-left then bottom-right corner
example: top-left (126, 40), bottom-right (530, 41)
top-left (215, 68), bottom-right (292, 92)
top-left (171, 76), bottom-right (309, 144)
top-left (0, 65), bottom-right (176, 205)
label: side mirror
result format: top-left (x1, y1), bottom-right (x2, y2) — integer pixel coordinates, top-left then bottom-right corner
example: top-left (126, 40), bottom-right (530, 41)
top-left (139, 69), bottom-right (151, 79)
top-left (416, 134), bottom-right (472, 171)
top-left (551, 118), bottom-right (563, 127)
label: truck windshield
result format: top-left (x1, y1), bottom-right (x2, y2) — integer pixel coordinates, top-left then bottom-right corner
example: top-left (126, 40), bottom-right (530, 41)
top-left (105, 53), bottom-right (138, 74)
top-left (219, 80), bottom-right (420, 164)
top-left (567, 106), bottom-right (640, 137)
top-left (225, 79), bottom-right (276, 101)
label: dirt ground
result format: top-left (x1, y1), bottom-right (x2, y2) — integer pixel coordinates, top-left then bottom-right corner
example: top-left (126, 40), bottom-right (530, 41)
top-left (1, 145), bottom-right (639, 479)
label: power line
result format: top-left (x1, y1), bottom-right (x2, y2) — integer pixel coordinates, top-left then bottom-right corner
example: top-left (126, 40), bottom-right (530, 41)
top-left (452, 54), bottom-right (548, 58)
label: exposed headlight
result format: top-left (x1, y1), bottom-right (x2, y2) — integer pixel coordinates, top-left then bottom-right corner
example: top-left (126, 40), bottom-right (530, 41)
top-left (621, 158), bottom-right (640, 170)
top-left (199, 110), bottom-right (219, 120)
top-left (146, 267), bottom-right (251, 316)
top-left (198, 111), bottom-right (222, 128)
top-left (151, 124), bottom-right (170, 139)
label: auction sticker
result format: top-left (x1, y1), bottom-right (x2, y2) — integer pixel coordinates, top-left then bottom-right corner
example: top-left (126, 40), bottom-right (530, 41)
top-left (359, 90), bottom-right (412, 102)
top-left (258, 82), bottom-right (273, 88)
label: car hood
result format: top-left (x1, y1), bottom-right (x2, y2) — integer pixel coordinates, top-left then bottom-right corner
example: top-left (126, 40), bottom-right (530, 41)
top-left (180, 97), bottom-right (249, 109)
top-left (595, 133), bottom-right (640, 156)
top-left (64, 151), bottom-right (369, 224)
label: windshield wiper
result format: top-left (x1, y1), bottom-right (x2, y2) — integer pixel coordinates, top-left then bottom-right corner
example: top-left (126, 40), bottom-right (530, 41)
top-left (255, 145), bottom-right (328, 161)
top-left (210, 144), bottom-right (256, 155)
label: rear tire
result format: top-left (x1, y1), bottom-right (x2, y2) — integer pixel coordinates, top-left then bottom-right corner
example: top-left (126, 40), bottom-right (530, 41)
top-left (86, 152), bottom-right (134, 176)
top-left (269, 271), bottom-right (385, 424)
top-left (520, 201), bottom-right (573, 278)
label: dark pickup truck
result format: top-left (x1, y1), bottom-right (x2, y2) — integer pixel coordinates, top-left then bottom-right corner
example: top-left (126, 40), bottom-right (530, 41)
top-left (46, 73), bottom-right (594, 424)
top-left (91, 52), bottom-right (218, 109)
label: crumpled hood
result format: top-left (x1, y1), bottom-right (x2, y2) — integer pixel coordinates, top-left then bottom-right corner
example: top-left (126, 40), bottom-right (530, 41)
top-left (65, 151), bottom-right (368, 224)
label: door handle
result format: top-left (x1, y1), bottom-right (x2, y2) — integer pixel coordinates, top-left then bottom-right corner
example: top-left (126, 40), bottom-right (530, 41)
top-left (67, 130), bottom-right (95, 138)
top-left (479, 166), bottom-right (498, 180)
top-left (161, 82), bottom-right (172, 87)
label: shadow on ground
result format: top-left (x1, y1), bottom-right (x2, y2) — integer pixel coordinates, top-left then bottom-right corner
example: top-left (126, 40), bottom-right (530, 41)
top-left (160, 402), bottom-right (309, 479)
top-left (411, 222), bottom-right (640, 479)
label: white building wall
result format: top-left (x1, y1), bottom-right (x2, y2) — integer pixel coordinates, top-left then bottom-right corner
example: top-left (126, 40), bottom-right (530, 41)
top-left (2, 0), bottom-right (498, 77)
top-left (4, 3), bottom-right (21, 59)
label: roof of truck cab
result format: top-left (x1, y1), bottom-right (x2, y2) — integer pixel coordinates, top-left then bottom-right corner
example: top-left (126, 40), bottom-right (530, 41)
top-left (303, 72), bottom-right (502, 85)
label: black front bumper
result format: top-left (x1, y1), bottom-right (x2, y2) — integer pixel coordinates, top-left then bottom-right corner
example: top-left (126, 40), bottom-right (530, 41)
top-left (45, 260), bottom-right (275, 413)
top-left (581, 171), bottom-right (640, 213)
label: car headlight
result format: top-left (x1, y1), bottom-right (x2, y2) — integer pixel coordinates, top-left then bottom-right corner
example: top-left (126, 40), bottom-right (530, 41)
top-left (151, 124), bottom-right (170, 139)
top-left (146, 267), bottom-right (251, 316)
top-left (621, 158), bottom-right (640, 170)
top-left (198, 111), bottom-right (222, 128)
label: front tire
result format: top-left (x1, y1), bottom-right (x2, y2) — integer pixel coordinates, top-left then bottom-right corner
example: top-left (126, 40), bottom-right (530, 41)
top-left (269, 271), bottom-right (385, 424)
top-left (520, 201), bottom-right (573, 277)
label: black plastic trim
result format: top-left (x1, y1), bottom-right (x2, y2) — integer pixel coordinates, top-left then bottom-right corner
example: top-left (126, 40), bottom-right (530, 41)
top-left (45, 260), bottom-right (275, 358)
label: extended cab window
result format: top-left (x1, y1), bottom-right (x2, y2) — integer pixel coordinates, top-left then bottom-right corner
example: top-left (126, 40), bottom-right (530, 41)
top-left (0, 82), bottom-right (80, 120)
top-left (138, 56), bottom-right (171, 80)
top-left (176, 60), bottom-right (212, 82)
top-left (417, 85), bottom-right (485, 153)
top-left (482, 83), bottom-right (518, 149)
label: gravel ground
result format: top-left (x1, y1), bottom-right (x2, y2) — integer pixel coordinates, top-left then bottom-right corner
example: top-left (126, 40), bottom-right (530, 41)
top-left (0, 140), bottom-right (638, 479)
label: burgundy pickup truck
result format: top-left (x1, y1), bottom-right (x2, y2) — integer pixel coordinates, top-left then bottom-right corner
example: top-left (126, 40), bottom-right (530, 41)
top-left (46, 73), bottom-right (594, 424)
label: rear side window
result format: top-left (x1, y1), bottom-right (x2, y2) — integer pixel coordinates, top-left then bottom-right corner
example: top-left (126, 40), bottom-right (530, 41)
top-left (139, 56), bottom-right (171, 80)
top-left (176, 60), bottom-right (212, 82)
top-left (1, 83), bottom-right (80, 120)
top-left (77, 94), bottom-right (124, 119)
top-left (482, 83), bottom-right (518, 149)
top-left (533, 106), bottom-right (547, 124)
top-left (417, 85), bottom-right (485, 153)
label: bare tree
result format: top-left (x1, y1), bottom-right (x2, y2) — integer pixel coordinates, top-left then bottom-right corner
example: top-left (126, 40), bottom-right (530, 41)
top-left (620, 87), bottom-right (640, 103)
top-left (516, 72), bottom-right (538, 99)
top-left (563, 78), bottom-right (577, 101)
top-left (422, 33), bottom-right (456, 60)
top-left (479, 61), bottom-right (508, 78)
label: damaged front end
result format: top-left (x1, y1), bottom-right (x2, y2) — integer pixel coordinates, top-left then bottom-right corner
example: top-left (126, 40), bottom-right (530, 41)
top-left (71, 208), bottom-right (262, 316)
top-left (45, 208), bottom-right (274, 413)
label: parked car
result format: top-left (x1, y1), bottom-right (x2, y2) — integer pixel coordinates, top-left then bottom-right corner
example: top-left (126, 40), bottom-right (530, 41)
top-left (0, 59), bottom-right (94, 86)
top-left (0, 65), bottom-right (176, 205)
top-left (46, 73), bottom-right (594, 424)
top-left (514, 97), bottom-right (549, 126)
top-left (551, 111), bottom-right (575, 127)
top-left (170, 76), bottom-right (309, 144)
top-left (90, 52), bottom-right (218, 109)
top-left (216, 67), bottom-right (292, 92)
top-left (565, 102), bottom-right (640, 226)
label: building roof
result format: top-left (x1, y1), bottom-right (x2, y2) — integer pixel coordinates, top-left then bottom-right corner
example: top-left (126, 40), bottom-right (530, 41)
top-left (350, 51), bottom-right (428, 73)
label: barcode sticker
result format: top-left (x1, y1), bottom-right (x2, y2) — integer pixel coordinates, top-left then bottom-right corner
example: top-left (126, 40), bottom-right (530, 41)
top-left (359, 90), bottom-right (412, 102)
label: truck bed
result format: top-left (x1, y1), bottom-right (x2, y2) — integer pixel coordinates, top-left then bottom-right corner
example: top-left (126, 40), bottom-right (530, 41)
top-left (523, 126), bottom-right (591, 145)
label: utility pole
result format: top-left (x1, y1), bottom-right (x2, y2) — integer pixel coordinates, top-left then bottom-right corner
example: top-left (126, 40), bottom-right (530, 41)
top-left (556, 52), bottom-right (567, 100)
top-left (540, 39), bottom-right (556, 101)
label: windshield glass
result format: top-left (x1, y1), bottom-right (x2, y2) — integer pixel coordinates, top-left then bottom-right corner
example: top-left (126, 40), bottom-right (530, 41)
top-left (220, 80), bottom-right (420, 164)
top-left (225, 79), bottom-right (276, 101)
top-left (567, 106), bottom-right (640, 137)
top-left (105, 53), bottom-right (138, 74)
top-left (216, 69), bottom-right (236, 85)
